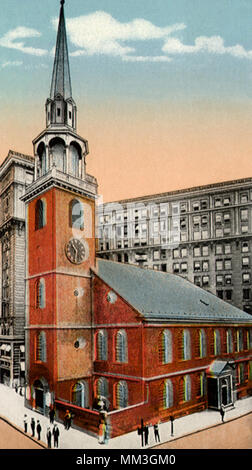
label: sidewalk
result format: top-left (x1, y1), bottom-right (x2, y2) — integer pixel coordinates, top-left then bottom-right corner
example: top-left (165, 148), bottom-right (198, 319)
top-left (0, 383), bottom-right (251, 449)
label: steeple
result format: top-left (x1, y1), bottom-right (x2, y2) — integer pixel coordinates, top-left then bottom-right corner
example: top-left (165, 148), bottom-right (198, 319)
top-left (50, 0), bottom-right (72, 100)
top-left (46, 0), bottom-right (77, 131)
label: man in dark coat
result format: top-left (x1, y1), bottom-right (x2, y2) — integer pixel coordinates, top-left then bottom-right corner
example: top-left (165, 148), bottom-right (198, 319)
top-left (53, 424), bottom-right (60, 448)
top-left (47, 427), bottom-right (52, 448)
top-left (36, 420), bottom-right (42, 440)
top-left (49, 407), bottom-right (55, 424)
top-left (31, 417), bottom-right (35, 437)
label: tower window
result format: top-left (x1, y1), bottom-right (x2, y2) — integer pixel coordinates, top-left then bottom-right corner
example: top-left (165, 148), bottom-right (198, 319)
top-left (35, 199), bottom-right (46, 230)
top-left (36, 278), bottom-right (46, 309)
top-left (70, 199), bottom-right (84, 230)
top-left (57, 108), bottom-right (61, 117)
top-left (115, 330), bottom-right (128, 363)
top-left (35, 331), bottom-right (46, 362)
top-left (69, 111), bottom-right (72, 119)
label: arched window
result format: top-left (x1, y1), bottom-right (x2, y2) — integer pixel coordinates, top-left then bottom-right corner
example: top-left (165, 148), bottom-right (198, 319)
top-left (36, 278), bottom-right (45, 309)
top-left (96, 377), bottom-right (108, 398)
top-left (182, 375), bottom-right (191, 402)
top-left (159, 330), bottom-right (172, 364)
top-left (69, 199), bottom-right (84, 230)
top-left (72, 381), bottom-right (88, 408)
top-left (37, 142), bottom-right (46, 176)
top-left (226, 329), bottom-right (233, 353)
top-left (116, 381), bottom-right (128, 409)
top-left (35, 199), bottom-right (46, 230)
top-left (49, 138), bottom-right (66, 172)
top-left (36, 331), bottom-right (46, 362)
top-left (182, 329), bottom-right (191, 360)
top-left (96, 330), bottom-right (108, 361)
top-left (236, 329), bottom-right (244, 352)
top-left (196, 372), bottom-right (205, 397)
top-left (199, 329), bottom-right (207, 358)
top-left (69, 143), bottom-right (81, 178)
top-left (214, 329), bottom-right (221, 355)
top-left (163, 379), bottom-right (173, 409)
top-left (115, 330), bottom-right (127, 363)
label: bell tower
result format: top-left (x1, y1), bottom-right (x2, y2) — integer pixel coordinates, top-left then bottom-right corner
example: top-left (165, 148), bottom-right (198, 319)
top-left (23, 0), bottom-right (98, 414)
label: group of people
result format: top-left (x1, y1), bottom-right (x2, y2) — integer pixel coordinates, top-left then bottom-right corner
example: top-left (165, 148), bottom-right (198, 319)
top-left (23, 406), bottom-right (60, 448)
top-left (138, 416), bottom-right (175, 447)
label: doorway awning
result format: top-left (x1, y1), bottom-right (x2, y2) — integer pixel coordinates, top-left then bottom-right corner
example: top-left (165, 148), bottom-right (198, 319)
top-left (207, 360), bottom-right (234, 377)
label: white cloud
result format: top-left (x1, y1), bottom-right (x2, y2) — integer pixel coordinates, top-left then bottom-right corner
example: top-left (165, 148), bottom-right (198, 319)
top-left (0, 26), bottom-right (47, 56)
top-left (1, 60), bottom-right (23, 69)
top-left (162, 35), bottom-right (252, 59)
top-left (62, 11), bottom-right (186, 62)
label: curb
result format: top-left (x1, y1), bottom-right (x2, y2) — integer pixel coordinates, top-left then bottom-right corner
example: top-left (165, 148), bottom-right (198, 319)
top-left (0, 415), bottom-right (47, 449)
top-left (149, 410), bottom-right (252, 449)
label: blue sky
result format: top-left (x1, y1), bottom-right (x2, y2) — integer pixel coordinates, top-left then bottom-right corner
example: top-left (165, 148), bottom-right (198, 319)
top-left (1, 0), bottom-right (252, 102)
top-left (1, 0), bottom-right (252, 200)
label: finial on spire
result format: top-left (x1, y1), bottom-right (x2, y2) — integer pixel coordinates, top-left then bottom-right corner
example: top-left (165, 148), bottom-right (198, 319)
top-left (61, 0), bottom-right (65, 5)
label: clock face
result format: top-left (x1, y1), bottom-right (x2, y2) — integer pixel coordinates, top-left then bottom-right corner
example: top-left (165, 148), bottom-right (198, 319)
top-left (65, 238), bottom-right (86, 264)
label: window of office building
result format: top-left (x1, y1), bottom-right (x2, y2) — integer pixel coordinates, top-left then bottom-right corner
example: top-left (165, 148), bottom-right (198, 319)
top-left (241, 209), bottom-right (248, 221)
top-left (223, 197), bottom-right (231, 206)
top-left (226, 290), bottom-right (232, 301)
top-left (194, 276), bottom-right (201, 286)
top-left (225, 274), bottom-right (232, 285)
top-left (215, 213), bottom-right (222, 224)
top-left (181, 262), bottom-right (188, 273)
top-left (192, 202), bottom-right (200, 211)
top-left (173, 248), bottom-right (179, 258)
top-left (181, 247), bottom-right (187, 257)
top-left (242, 273), bottom-right (250, 284)
top-left (240, 193), bottom-right (248, 203)
top-left (194, 261), bottom-right (201, 272)
top-left (153, 250), bottom-right (160, 261)
top-left (216, 275), bottom-right (223, 285)
top-left (224, 244), bottom-right (231, 254)
top-left (202, 261), bottom-right (209, 271)
top-left (194, 247), bottom-right (201, 257)
top-left (173, 263), bottom-right (180, 273)
top-left (224, 259), bottom-right (232, 270)
top-left (242, 242), bottom-right (249, 252)
top-left (216, 228), bottom-right (224, 238)
top-left (202, 275), bottom-right (209, 286)
top-left (216, 260), bottom-right (223, 271)
top-left (215, 244), bottom-right (223, 255)
top-left (243, 289), bottom-right (251, 301)
top-left (242, 257), bottom-right (250, 268)
top-left (201, 200), bottom-right (208, 210)
top-left (180, 202), bottom-right (187, 213)
top-left (202, 246), bottom-right (209, 256)
top-left (215, 198), bottom-right (222, 207)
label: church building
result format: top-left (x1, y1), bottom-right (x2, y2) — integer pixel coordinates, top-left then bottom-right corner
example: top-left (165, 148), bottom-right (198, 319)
top-left (22, 1), bottom-right (252, 438)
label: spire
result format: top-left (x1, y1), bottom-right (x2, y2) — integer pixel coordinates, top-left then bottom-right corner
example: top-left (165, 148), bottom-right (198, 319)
top-left (50, 0), bottom-right (72, 100)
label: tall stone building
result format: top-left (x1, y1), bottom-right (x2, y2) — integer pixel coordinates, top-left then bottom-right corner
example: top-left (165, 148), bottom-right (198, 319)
top-left (97, 178), bottom-right (252, 314)
top-left (0, 150), bottom-right (34, 386)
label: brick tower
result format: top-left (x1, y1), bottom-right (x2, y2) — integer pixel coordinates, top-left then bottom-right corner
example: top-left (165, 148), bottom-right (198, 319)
top-left (23, 0), bottom-right (98, 414)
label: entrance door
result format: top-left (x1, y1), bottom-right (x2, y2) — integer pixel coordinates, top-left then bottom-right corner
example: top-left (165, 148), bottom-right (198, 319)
top-left (34, 380), bottom-right (44, 412)
top-left (220, 377), bottom-right (231, 407)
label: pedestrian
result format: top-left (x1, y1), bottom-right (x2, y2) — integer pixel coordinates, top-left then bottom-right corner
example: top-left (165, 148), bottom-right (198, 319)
top-left (31, 417), bottom-right (35, 437)
top-left (53, 424), bottom-right (60, 448)
top-left (220, 405), bottom-right (225, 423)
top-left (144, 424), bottom-right (149, 446)
top-left (36, 420), bottom-right (42, 440)
top-left (19, 386), bottom-right (23, 396)
top-left (15, 383), bottom-right (18, 393)
top-left (153, 422), bottom-right (160, 443)
top-left (137, 419), bottom-right (145, 447)
top-left (64, 409), bottom-right (72, 430)
top-left (47, 427), bottom-right (52, 448)
top-left (170, 415), bottom-right (174, 437)
top-left (49, 406), bottom-right (55, 424)
top-left (23, 414), bottom-right (28, 433)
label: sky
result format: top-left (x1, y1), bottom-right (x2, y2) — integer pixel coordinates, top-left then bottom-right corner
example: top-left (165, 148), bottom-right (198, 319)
top-left (1, 0), bottom-right (252, 202)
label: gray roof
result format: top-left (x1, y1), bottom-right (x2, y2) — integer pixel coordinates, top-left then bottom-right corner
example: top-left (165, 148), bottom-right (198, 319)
top-left (96, 259), bottom-right (252, 324)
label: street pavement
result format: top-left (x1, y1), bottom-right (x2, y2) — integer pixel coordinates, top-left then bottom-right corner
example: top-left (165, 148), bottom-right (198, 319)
top-left (0, 383), bottom-right (251, 449)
